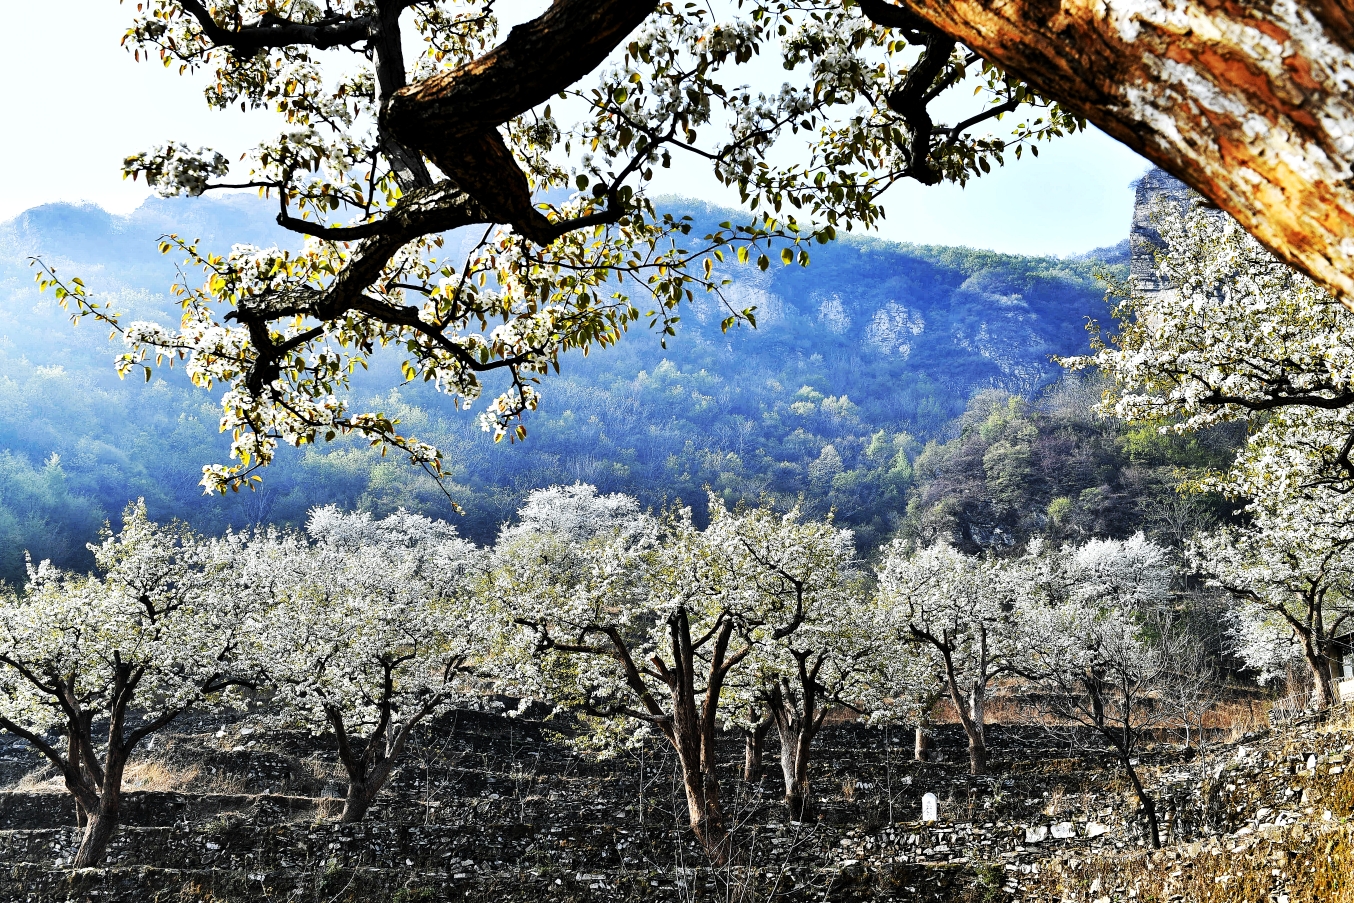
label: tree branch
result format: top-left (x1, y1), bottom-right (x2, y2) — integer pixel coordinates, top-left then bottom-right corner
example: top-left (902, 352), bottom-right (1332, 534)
top-left (179, 1), bottom-right (372, 56)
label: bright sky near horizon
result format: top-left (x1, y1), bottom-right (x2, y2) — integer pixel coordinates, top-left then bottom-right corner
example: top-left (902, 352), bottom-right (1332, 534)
top-left (0, 1), bottom-right (1151, 256)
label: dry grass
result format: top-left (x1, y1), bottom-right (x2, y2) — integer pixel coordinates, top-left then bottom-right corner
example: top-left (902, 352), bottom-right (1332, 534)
top-left (123, 758), bottom-right (200, 791)
top-left (8, 768), bottom-right (63, 793)
top-left (1028, 824), bottom-right (1354, 903)
top-left (1042, 785), bottom-right (1068, 818)
top-left (6, 757), bottom-right (204, 794)
top-left (1319, 704), bottom-right (1354, 734)
top-left (197, 768), bottom-right (249, 794)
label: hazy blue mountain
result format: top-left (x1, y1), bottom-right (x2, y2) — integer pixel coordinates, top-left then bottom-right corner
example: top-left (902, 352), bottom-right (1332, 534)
top-left (0, 194), bottom-right (1124, 581)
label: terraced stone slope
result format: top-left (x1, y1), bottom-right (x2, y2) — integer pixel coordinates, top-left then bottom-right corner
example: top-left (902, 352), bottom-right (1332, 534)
top-left (1, 707), bottom-right (1350, 902)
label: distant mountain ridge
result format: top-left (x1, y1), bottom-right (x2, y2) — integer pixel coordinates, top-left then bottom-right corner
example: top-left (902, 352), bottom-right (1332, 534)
top-left (1, 195), bottom-right (1119, 395)
top-left (0, 193), bottom-right (1126, 580)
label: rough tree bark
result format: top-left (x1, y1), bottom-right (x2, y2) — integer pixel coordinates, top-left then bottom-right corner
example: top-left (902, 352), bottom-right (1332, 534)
top-left (765, 652), bottom-right (831, 821)
top-left (859, 0), bottom-right (1354, 304)
top-left (742, 706), bottom-right (774, 782)
top-left (1303, 635), bottom-right (1338, 710)
top-left (384, 0), bottom-right (660, 244)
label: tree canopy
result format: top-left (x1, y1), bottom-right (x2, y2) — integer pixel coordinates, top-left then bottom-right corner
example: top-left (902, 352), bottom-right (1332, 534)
top-left (37, 1), bottom-right (1084, 493)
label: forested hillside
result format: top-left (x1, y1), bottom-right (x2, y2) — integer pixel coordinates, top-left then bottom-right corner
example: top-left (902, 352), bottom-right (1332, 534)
top-left (0, 195), bottom-right (1128, 581)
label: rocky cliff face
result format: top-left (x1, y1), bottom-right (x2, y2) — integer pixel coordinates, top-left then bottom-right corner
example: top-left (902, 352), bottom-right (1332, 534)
top-left (1129, 167), bottom-right (1231, 295)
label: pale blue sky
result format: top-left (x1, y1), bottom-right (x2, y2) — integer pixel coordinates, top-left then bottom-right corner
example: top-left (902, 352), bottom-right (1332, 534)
top-left (0, 1), bottom-right (1149, 256)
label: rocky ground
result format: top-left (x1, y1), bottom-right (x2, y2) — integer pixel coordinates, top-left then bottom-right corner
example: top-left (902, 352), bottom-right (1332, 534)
top-left (0, 705), bottom-right (1350, 902)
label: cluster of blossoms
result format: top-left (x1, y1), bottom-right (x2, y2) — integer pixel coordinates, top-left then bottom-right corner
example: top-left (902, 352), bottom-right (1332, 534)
top-left (122, 143), bottom-right (231, 197)
top-left (1062, 187), bottom-right (1354, 710)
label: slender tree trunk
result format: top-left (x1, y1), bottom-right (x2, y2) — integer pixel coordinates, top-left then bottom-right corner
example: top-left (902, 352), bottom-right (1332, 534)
top-left (1121, 756), bottom-right (1162, 849)
top-left (66, 727), bottom-right (89, 829)
top-left (598, 610), bottom-right (741, 864)
top-left (913, 724), bottom-right (931, 762)
top-left (966, 685), bottom-right (988, 776)
top-left (768, 664), bottom-right (824, 822)
top-left (966, 733), bottom-right (988, 776)
top-left (776, 722), bottom-right (813, 821)
top-left (340, 736), bottom-right (409, 824)
top-left (875, 0), bottom-right (1354, 305)
top-left (743, 716), bottom-right (771, 782)
top-left (337, 736), bottom-right (410, 823)
top-left (937, 647), bottom-right (988, 776)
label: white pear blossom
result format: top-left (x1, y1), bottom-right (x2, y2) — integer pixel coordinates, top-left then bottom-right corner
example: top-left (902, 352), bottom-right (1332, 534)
top-left (1018, 535), bottom-right (1176, 848)
top-left (1190, 514), bottom-right (1354, 709)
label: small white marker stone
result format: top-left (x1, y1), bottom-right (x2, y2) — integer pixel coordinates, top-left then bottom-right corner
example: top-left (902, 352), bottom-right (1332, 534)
top-left (921, 792), bottom-right (938, 823)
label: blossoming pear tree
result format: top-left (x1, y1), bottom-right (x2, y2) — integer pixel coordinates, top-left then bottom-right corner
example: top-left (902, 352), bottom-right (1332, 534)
top-left (1190, 516), bottom-right (1354, 711)
top-left (1062, 193), bottom-right (1354, 703)
top-left (34, 1), bottom-right (1079, 495)
top-left (875, 540), bottom-right (1027, 775)
top-left (497, 486), bottom-right (767, 863)
top-left (1018, 534), bottom-right (1176, 848)
top-left (709, 499), bottom-right (872, 820)
top-left (248, 506), bottom-right (487, 823)
top-left (0, 503), bottom-right (254, 867)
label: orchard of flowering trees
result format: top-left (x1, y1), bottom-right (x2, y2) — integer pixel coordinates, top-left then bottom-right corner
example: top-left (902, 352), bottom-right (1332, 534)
top-left (2, 485), bottom-right (1216, 865)
top-left (24, 175), bottom-right (1354, 862)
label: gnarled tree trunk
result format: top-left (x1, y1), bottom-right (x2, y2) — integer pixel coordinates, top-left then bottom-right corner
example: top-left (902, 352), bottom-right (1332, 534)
top-left (774, 719), bottom-right (815, 822)
top-left (1304, 638), bottom-right (1338, 710)
top-left (868, 0), bottom-right (1354, 304)
top-left (743, 710), bottom-right (773, 782)
top-left (639, 610), bottom-right (745, 865)
top-left (765, 652), bottom-right (831, 822)
top-left (72, 768), bottom-right (124, 869)
top-left (327, 696), bottom-right (437, 825)
top-left (339, 772), bottom-right (389, 824)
